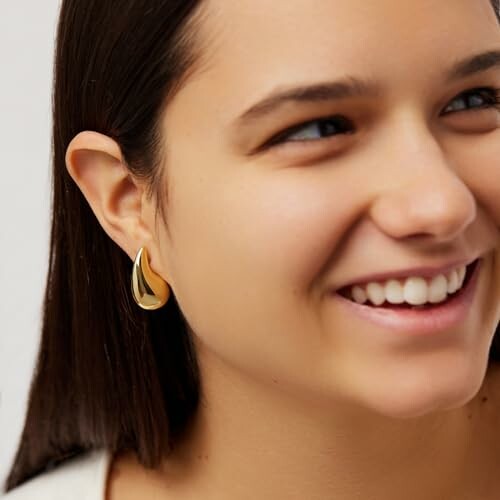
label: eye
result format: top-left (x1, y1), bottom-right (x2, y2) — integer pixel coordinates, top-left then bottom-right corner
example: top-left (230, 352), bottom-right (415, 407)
top-left (262, 86), bottom-right (500, 150)
top-left (442, 87), bottom-right (500, 114)
top-left (264, 114), bottom-right (355, 149)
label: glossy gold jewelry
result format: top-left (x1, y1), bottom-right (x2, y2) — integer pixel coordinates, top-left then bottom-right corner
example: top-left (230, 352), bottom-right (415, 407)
top-left (131, 246), bottom-right (170, 310)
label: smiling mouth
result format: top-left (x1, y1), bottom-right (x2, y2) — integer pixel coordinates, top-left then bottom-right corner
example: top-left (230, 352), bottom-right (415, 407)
top-left (336, 258), bottom-right (479, 310)
top-left (331, 258), bottom-right (482, 337)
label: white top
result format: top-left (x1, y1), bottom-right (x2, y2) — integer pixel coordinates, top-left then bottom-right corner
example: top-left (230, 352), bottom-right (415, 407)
top-left (2, 449), bottom-right (111, 500)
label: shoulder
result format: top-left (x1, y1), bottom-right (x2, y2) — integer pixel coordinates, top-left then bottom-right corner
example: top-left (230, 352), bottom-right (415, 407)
top-left (2, 449), bottom-right (111, 500)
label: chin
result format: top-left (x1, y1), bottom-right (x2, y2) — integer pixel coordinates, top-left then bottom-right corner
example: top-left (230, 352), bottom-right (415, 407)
top-left (355, 357), bottom-right (489, 420)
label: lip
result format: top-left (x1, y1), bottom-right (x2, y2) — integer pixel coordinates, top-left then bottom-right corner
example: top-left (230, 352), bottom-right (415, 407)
top-left (334, 256), bottom-right (477, 292)
top-left (330, 258), bottom-right (482, 337)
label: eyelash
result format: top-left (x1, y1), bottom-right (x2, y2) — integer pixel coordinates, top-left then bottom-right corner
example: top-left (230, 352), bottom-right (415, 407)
top-left (263, 87), bottom-right (500, 149)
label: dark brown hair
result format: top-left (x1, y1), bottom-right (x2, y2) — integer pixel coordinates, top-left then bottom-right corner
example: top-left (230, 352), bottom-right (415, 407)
top-left (4, 0), bottom-right (206, 492)
top-left (4, 0), bottom-right (500, 493)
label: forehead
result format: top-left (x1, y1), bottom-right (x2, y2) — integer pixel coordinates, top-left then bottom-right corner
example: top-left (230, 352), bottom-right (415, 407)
top-left (194, 0), bottom-right (499, 80)
top-left (165, 0), bottom-right (499, 143)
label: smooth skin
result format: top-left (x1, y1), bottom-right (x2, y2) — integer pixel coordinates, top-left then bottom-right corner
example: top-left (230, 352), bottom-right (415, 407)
top-left (65, 0), bottom-right (500, 498)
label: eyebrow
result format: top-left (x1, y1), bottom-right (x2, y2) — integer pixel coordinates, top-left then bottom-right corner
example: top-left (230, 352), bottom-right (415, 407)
top-left (233, 49), bottom-right (500, 126)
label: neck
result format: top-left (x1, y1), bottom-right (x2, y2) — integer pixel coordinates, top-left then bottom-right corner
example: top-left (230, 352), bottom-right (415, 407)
top-left (115, 351), bottom-right (500, 500)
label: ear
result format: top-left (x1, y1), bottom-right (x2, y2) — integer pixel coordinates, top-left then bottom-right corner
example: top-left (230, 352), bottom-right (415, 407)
top-left (65, 131), bottom-right (164, 278)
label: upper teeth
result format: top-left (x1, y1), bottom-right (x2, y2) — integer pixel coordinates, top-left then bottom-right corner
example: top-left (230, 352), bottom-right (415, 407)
top-left (348, 264), bottom-right (467, 306)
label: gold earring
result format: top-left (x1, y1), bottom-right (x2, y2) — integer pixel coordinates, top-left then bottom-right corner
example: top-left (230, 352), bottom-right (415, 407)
top-left (131, 246), bottom-right (170, 310)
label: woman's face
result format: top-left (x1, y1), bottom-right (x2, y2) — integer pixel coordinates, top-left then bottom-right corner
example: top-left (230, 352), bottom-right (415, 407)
top-left (155, 0), bottom-right (500, 418)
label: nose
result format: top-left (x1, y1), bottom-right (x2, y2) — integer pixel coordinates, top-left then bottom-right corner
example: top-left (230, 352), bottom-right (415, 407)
top-left (369, 116), bottom-right (476, 244)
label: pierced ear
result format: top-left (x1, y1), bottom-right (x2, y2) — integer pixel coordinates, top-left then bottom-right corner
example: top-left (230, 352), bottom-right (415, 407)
top-left (65, 131), bottom-right (151, 262)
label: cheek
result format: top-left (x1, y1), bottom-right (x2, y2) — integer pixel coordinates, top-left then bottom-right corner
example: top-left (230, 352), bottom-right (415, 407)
top-left (169, 165), bottom-right (365, 299)
top-left (494, 247), bottom-right (500, 320)
top-left (449, 136), bottom-right (500, 340)
top-left (459, 135), bottom-right (500, 224)
top-left (164, 163), bottom-right (364, 373)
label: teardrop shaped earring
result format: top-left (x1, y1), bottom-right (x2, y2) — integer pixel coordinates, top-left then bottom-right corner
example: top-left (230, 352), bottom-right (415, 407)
top-left (131, 246), bottom-right (170, 310)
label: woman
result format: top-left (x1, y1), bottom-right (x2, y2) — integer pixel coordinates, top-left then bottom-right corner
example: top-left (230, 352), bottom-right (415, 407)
top-left (3, 0), bottom-right (500, 498)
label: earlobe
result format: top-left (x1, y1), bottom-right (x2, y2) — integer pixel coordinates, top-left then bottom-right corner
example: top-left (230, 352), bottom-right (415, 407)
top-left (64, 130), bottom-right (148, 261)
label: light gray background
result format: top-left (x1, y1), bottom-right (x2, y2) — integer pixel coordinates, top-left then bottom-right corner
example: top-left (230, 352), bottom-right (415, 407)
top-left (0, 1), bottom-right (61, 487)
